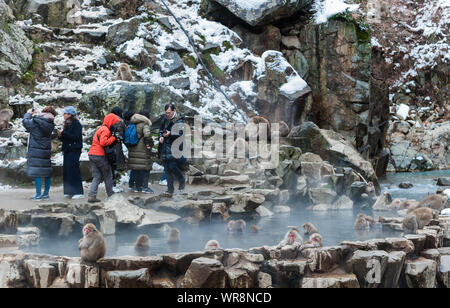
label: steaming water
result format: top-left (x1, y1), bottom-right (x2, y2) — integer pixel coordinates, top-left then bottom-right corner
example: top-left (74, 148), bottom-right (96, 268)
top-left (23, 170), bottom-right (450, 257)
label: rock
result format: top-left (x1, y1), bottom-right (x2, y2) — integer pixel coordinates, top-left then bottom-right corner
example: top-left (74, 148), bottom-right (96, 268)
top-left (30, 213), bottom-right (77, 237)
top-left (208, 0), bottom-right (312, 26)
top-left (420, 249), bottom-right (441, 268)
top-left (169, 77), bottom-right (190, 89)
top-left (180, 257), bottom-right (226, 288)
top-left (287, 50), bottom-right (309, 79)
top-left (385, 238), bottom-right (415, 255)
top-left (255, 206), bottom-right (273, 217)
top-left (404, 257), bottom-right (437, 288)
top-left (417, 229), bottom-right (440, 249)
top-left (289, 122), bottom-right (378, 185)
top-left (105, 268), bottom-right (152, 288)
top-left (381, 251), bottom-right (406, 288)
top-left (372, 192), bottom-right (393, 211)
top-left (16, 227), bottom-right (40, 248)
top-left (225, 268), bottom-right (252, 288)
top-left (0, 0), bottom-right (14, 23)
top-left (18, 0), bottom-right (75, 27)
top-left (273, 205), bottom-right (290, 213)
top-left (264, 259), bottom-right (308, 287)
top-left (0, 22), bottom-right (34, 87)
top-left (231, 24), bottom-right (281, 56)
top-left (281, 36), bottom-right (301, 49)
top-left (98, 256), bottom-right (162, 273)
top-left (0, 235), bottom-right (16, 248)
top-left (346, 250), bottom-right (389, 288)
top-left (301, 274), bottom-right (360, 288)
top-left (437, 178), bottom-right (450, 186)
top-left (399, 182), bottom-right (413, 189)
top-left (65, 259), bottom-right (100, 288)
top-left (219, 175), bottom-right (250, 185)
top-left (0, 209), bottom-right (18, 234)
top-left (257, 272), bottom-right (272, 288)
top-left (24, 259), bottom-right (58, 288)
top-left (157, 51), bottom-right (184, 76)
top-left (80, 81), bottom-right (194, 120)
top-left (331, 195), bottom-right (353, 210)
top-left (230, 193), bottom-right (265, 213)
top-left (301, 246), bottom-right (344, 273)
top-left (309, 188), bottom-right (337, 205)
top-left (0, 254), bottom-right (27, 288)
top-left (105, 16), bottom-right (142, 47)
top-left (92, 210), bottom-right (116, 235)
top-left (404, 234), bottom-right (426, 255)
top-left (438, 255), bottom-right (450, 288)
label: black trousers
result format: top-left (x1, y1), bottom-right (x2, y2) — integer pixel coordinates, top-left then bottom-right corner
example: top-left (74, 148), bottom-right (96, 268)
top-left (163, 159), bottom-right (185, 193)
top-left (133, 170), bottom-right (150, 189)
top-left (63, 151), bottom-right (84, 195)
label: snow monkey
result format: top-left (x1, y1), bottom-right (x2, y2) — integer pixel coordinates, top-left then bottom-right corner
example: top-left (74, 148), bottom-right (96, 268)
top-left (250, 225), bottom-right (259, 233)
top-left (302, 222), bottom-right (318, 235)
top-left (277, 226), bottom-right (303, 248)
top-left (204, 239), bottom-right (221, 250)
top-left (115, 63), bottom-right (133, 81)
top-left (416, 194), bottom-right (448, 211)
top-left (365, 181), bottom-right (376, 197)
top-left (167, 227), bottom-right (180, 244)
top-left (245, 115), bottom-right (271, 140)
top-left (390, 198), bottom-right (418, 210)
top-left (353, 213), bottom-right (376, 230)
top-left (402, 207), bottom-right (434, 234)
top-left (134, 234), bottom-right (150, 255)
top-left (0, 109), bottom-right (13, 130)
top-left (78, 223), bottom-right (106, 262)
top-left (303, 233), bottom-right (323, 248)
top-left (227, 219), bottom-right (246, 233)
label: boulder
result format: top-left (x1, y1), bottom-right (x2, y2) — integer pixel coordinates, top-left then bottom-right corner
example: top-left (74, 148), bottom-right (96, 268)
top-left (309, 187), bottom-right (337, 205)
top-left (437, 177), bottom-right (450, 186)
top-left (404, 234), bottom-right (426, 256)
top-left (0, 22), bottom-right (34, 87)
top-left (0, 235), bottom-right (16, 248)
top-left (257, 272), bottom-right (272, 288)
top-left (272, 205), bottom-right (290, 213)
top-left (104, 268), bottom-right (152, 288)
top-left (157, 51), bottom-right (184, 76)
top-left (301, 246), bottom-right (344, 273)
top-left (346, 250), bottom-right (389, 288)
top-left (0, 254), bottom-right (28, 288)
top-left (105, 16), bottom-right (143, 48)
top-left (80, 81), bottom-right (194, 119)
top-left (0, 0), bottom-right (14, 23)
top-left (331, 195), bottom-right (353, 210)
top-left (0, 209), bottom-right (18, 234)
top-left (255, 206), bottom-right (274, 217)
top-left (372, 192), bottom-right (393, 211)
top-left (264, 259), bottom-right (308, 287)
top-left (403, 257), bottom-right (437, 288)
top-left (92, 210), bottom-right (116, 235)
top-left (30, 213), bottom-right (77, 237)
top-left (380, 251), bottom-right (406, 288)
top-left (17, 0), bottom-right (76, 27)
top-left (64, 259), bottom-right (100, 288)
top-left (230, 193), bottom-right (265, 213)
top-left (231, 24), bottom-right (281, 56)
top-left (288, 122), bottom-right (378, 185)
top-left (24, 259), bottom-right (58, 288)
top-left (16, 227), bottom-right (40, 248)
top-left (208, 0), bottom-right (312, 26)
top-left (301, 273), bottom-right (360, 288)
top-left (438, 255), bottom-right (450, 288)
top-left (180, 257), bottom-right (226, 288)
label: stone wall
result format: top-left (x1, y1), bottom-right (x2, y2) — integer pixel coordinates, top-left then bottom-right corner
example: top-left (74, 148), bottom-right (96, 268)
top-left (1, 217), bottom-right (449, 288)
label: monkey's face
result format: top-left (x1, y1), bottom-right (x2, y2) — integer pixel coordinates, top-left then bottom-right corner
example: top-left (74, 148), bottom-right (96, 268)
top-left (288, 232), bottom-right (296, 244)
top-left (83, 225), bottom-right (96, 236)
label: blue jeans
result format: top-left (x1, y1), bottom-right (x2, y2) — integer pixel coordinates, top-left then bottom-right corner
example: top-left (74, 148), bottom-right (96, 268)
top-left (35, 177), bottom-right (51, 196)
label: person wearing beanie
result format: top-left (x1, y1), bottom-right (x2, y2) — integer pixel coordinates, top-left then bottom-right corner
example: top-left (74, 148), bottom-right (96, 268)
top-left (58, 106), bottom-right (84, 199)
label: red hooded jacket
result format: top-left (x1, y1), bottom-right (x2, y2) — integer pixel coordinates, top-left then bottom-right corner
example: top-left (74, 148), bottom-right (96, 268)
top-left (88, 114), bottom-right (120, 156)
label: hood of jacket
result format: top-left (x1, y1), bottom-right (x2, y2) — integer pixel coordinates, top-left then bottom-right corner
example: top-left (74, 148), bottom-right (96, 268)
top-left (103, 113), bottom-right (120, 129)
top-left (131, 113), bottom-right (151, 126)
top-left (34, 112), bottom-right (55, 136)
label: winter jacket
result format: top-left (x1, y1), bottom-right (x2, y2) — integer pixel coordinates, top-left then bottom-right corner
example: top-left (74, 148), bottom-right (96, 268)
top-left (158, 112), bottom-right (185, 161)
top-left (23, 112), bottom-right (55, 178)
top-left (88, 113), bottom-right (119, 156)
top-left (60, 119), bottom-right (83, 153)
top-left (128, 114), bottom-right (153, 170)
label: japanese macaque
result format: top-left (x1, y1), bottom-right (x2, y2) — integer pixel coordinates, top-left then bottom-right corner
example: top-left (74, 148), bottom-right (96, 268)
top-left (245, 116), bottom-right (271, 140)
top-left (134, 234), bottom-right (150, 254)
top-left (115, 63), bottom-right (133, 81)
top-left (78, 223), bottom-right (106, 262)
top-left (303, 233), bottom-right (323, 248)
top-left (204, 239), bottom-right (221, 250)
top-left (277, 226), bottom-right (303, 248)
top-left (416, 194), bottom-right (448, 211)
top-left (0, 109), bottom-right (13, 130)
top-left (402, 207), bottom-right (434, 233)
top-left (302, 222), bottom-right (318, 235)
top-left (278, 121), bottom-right (290, 137)
top-left (167, 227), bottom-right (180, 244)
top-left (353, 214), bottom-right (376, 230)
top-left (390, 198), bottom-right (418, 210)
top-left (227, 219), bottom-right (246, 233)
top-left (250, 225), bottom-right (259, 233)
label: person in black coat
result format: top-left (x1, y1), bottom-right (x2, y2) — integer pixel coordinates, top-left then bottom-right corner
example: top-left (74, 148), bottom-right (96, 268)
top-left (57, 106), bottom-right (84, 199)
top-left (158, 104), bottom-right (185, 195)
top-left (23, 106), bottom-right (57, 200)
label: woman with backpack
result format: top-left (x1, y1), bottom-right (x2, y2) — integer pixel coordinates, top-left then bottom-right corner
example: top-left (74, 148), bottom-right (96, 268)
top-left (23, 106), bottom-right (57, 200)
top-left (87, 113), bottom-right (120, 203)
top-left (57, 106), bottom-right (84, 199)
top-left (126, 110), bottom-right (154, 193)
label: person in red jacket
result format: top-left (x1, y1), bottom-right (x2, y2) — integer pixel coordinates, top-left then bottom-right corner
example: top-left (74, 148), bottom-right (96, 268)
top-left (88, 113), bottom-right (120, 203)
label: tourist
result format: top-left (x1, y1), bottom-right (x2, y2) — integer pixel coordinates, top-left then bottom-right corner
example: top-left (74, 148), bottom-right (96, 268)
top-left (159, 104), bottom-right (185, 196)
top-left (108, 106), bottom-right (126, 188)
top-left (123, 111), bottom-right (136, 191)
top-left (23, 106), bottom-right (57, 200)
top-left (87, 113), bottom-right (120, 203)
top-left (127, 110), bottom-right (154, 193)
top-left (57, 106), bottom-right (83, 199)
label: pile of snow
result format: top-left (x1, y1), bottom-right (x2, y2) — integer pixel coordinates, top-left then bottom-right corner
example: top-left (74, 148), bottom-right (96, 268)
top-left (396, 104), bottom-right (410, 120)
top-left (312, 0), bottom-right (359, 24)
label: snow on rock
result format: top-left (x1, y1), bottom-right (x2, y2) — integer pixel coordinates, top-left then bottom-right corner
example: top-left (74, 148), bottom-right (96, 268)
top-left (312, 0), bottom-right (359, 24)
top-left (396, 104), bottom-right (410, 120)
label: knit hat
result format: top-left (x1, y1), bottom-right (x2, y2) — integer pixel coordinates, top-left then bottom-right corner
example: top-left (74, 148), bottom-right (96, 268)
top-left (63, 106), bottom-right (77, 116)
